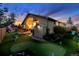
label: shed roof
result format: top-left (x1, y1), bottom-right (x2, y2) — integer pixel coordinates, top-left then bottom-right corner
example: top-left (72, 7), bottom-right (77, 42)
top-left (22, 13), bottom-right (65, 25)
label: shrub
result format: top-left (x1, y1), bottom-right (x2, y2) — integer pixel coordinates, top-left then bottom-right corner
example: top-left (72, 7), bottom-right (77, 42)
top-left (54, 26), bottom-right (66, 34)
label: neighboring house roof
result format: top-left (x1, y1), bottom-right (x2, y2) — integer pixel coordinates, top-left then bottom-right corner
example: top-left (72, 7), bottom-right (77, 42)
top-left (22, 13), bottom-right (65, 25)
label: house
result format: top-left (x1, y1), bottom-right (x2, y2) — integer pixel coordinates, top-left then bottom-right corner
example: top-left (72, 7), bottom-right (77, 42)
top-left (22, 13), bottom-right (65, 40)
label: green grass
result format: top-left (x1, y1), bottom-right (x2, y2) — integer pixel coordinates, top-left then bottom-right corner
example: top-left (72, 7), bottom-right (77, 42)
top-left (62, 37), bottom-right (79, 55)
top-left (10, 39), bottom-right (66, 56)
top-left (0, 32), bottom-right (66, 56)
top-left (0, 41), bottom-right (14, 55)
top-left (28, 41), bottom-right (66, 56)
top-left (0, 32), bottom-right (79, 56)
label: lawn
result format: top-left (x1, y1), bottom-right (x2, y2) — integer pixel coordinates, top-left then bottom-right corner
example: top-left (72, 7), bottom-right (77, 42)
top-left (0, 32), bottom-right (66, 56)
top-left (0, 32), bottom-right (79, 56)
top-left (62, 34), bottom-right (79, 55)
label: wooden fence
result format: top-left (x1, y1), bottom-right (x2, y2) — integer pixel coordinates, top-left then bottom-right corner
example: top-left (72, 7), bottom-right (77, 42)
top-left (0, 28), bottom-right (6, 43)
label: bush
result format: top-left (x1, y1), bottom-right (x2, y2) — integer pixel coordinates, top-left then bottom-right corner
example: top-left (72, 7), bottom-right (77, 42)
top-left (54, 26), bottom-right (66, 34)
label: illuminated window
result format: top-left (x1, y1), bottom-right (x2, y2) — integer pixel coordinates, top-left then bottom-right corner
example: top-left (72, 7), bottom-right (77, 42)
top-left (26, 17), bottom-right (33, 29)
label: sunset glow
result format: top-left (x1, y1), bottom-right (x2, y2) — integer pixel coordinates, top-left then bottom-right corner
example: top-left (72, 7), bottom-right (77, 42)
top-left (1, 3), bottom-right (79, 25)
top-left (14, 19), bottom-right (22, 26)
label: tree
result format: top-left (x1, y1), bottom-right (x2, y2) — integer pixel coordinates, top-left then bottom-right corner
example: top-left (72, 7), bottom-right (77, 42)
top-left (0, 7), bottom-right (16, 28)
top-left (66, 17), bottom-right (73, 31)
top-left (67, 17), bottom-right (73, 25)
top-left (0, 9), bottom-right (4, 16)
top-left (72, 26), bottom-right (77, 31)
top-left (4, 7), bottom-right (8, 12)
top-left (9, 12), bottom-right (16, 24)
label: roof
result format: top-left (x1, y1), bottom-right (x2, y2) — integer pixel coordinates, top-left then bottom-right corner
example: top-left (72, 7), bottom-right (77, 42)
top-left (22, 13), bottom-right (65, 25)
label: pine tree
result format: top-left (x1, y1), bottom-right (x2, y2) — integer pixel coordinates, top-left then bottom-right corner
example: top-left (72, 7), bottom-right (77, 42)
top-left (67, 17), bottom-right (73, 25)
top-left (66, 17), bottom-right (73, 31)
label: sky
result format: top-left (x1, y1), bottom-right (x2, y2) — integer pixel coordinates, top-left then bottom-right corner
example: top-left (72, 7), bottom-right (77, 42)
top-left (0, 3), bottom-right (79, 24)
